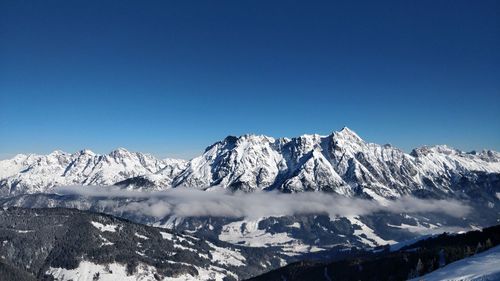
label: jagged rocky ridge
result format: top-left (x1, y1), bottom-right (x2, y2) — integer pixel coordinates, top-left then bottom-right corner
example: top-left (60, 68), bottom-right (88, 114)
top-left (0, 207), bottom-right (285, 280)
top-left (1, 127), bottom-right (499, 199)
top-left (0, 148), bottom-right (187, 195)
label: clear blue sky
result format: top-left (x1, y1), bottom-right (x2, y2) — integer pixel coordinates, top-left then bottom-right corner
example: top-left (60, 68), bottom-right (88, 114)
top-left (1, 0), bottom-right (499, 159)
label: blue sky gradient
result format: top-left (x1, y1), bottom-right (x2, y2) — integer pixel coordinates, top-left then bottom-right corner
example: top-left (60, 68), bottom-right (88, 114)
top-left (1, 0), bottom-right (499, 159)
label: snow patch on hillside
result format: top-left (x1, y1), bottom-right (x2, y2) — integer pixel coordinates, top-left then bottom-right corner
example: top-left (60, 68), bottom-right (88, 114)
top-left (47, 260), bottom-right (236, 281)
top-left (90, 221), bottom-right (118, 232)
top-left (219, 219), bottom-right (295, 247)
top-left (218, 219), bottom-right (325, 256)
top-left (346, 216), bottom-right (397, 247)
top-left (134, 232), bottom-right (149, 240)
top-left (159, 231), bottom-right (173, 240)
top-left (207, 241), bottom-right (246, 267)
top-left (47, 261), bottom-right (157, 281)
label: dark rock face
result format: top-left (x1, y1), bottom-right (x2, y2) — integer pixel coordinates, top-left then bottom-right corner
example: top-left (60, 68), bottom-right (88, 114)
top-left (114, 176), bottom-right (157, 188)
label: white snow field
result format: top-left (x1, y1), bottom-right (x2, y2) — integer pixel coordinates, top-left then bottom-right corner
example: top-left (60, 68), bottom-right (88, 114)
top-left (410, 245), bottom-right (500, 281)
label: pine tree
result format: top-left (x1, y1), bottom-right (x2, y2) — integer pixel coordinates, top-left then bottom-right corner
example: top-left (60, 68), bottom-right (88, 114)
top-left (465, 245), bottom-right (473, 257)
top-left (416, 258), bottom-right (424, 276)
top-left (407, 269), bottom-right (417, 279)
top-left (438, 249), bottom-right (446, 267)
top-left (475, 242), bottom-right (483, 254)
top-left (485, 238), bottom-right (493, 248)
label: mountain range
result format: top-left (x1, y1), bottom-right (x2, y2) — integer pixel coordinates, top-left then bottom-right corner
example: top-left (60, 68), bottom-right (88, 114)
top-left (1, 127), bottom-right (499, 201)
top-left (1, 128), bottom-right (499, 280)
top-left (1, 128), bottom-right (499, 259)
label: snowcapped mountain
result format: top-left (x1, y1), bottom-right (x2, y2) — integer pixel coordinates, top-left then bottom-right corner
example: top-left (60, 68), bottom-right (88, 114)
top-left (132, 127), bottom-right (500, 199)
top-left (1, 128), bottom-right (498, 260)
top-left (0, 148), bottom-right (186, 195)
top-left (173, 134), bottom-right (285, 191)
top-left (150, 127), bottom-right (500, 198)
top-left (1, 127), bottom-right (499, 199)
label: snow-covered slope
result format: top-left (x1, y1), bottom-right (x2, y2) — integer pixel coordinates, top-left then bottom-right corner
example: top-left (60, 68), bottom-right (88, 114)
top-left (176, 128), bottom-right (500, 197)
top-left (170, 127), bottom-right (500, 197)
top-left (173, 135), bottom-right (283, 191)
top-left (175, 128), bottom-right (495, 196)
top-left (409, 245), bottom-right (500, 281)
top-left (0, 148), bottom-right (186, 195)
top-left (1, 127), bottom-right (499, 198)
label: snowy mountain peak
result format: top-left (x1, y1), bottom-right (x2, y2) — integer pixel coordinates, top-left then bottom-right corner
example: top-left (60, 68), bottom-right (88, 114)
top-left (333, 126), bottom-right (363, 142)
top-left (108, 147), bottom-right (133, 158)
top-left (474, 150), bottom-right (500, 162)
top-left (77, 149), bottom-right (96, 156)
top-left (428, 145), bottom-right (457, 154)
top-left (410, 145), bottom-right (458, 157)
top-left (49, 150), bottom-right (67, 156)
top-left (238, 134), bottom-right (276, 143)
top-left (11, 153), bottom-right (29, 161)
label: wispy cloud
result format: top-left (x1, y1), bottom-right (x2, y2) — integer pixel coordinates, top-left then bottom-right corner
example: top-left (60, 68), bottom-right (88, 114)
top-left (54, 186), bottom-right (471, 219)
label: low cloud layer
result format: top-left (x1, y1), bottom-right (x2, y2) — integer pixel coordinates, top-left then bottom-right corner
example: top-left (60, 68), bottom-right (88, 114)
top-left (54, 186), bottom-right (471, 219)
